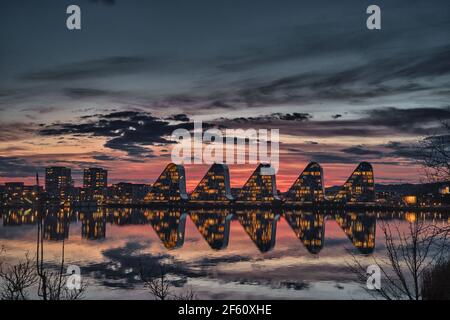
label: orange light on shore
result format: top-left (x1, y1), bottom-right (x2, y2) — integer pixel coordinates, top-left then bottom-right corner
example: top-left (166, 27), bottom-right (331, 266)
top-left (403, 195), bottom-right (417, 205)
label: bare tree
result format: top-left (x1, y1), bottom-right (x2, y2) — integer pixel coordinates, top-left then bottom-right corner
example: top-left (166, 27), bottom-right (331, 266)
top-left (419, 122), bottom-right (450, 182)
top-left (349, 218), bottom-right (449, 300)
top-left (0, 252), bottom-right (38, 300)
top-left (35, 218), bottom-right (87, 300)
top-left (139, 263), bottom-right (171, 300)
top-left (41, 270), bottom-right (87, 300)
top-left (171, 287), bottom-right (198, 300)
top-left (138, 261), bottom-right (196, 300)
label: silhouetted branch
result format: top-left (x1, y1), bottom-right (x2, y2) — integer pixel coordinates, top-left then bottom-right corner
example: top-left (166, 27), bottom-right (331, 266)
top-left (419, 121), bottom-right (450, 182)
top-left (0, 252), bottom-right (38, 300)
top-left (348, 219), bottom-right (449, 300)
top-left (138, 260), bottom-right (196, 300)
top-left (139, 262), bottom-right (171, 300)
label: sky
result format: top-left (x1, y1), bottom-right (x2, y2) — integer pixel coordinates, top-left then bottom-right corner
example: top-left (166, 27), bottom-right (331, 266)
top-left (1, 0), bottom-right (450, 189)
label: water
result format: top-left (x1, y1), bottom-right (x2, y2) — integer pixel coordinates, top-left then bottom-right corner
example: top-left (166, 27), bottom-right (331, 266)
top-left (0, 208), bottom-right (448, 300)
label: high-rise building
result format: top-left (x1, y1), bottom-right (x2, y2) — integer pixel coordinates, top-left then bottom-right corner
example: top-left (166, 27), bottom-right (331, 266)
top-left (190, 164), bottom-right (233, 202)
top-left (45, 167), bottom-right (73, 202)
top-left (334, 162), bottom-right (375, 203)
top-left (83, 167), bottom-right (108, 203)
top-left (285, 162), bottom-right (325, 203)
top-left (237, 164), bottom-right (280, 203)
top-left (144, 163), bottom-right (188, 202)
top-left (83, 167), bottom-right (108, 190)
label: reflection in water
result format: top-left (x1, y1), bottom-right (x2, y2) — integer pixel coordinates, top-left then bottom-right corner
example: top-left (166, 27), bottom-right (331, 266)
top-left (80, 210), bottom-right (106, 240)
top-left (110, 208), bottom-right (147, 226)
top-left (12, 207), bottom-right (448, 254)
top-left (283, 210), bottom-right (325, 254)
top-left (3, 208), bottom-right (38, 226)
top-left (334, 212), bottom-right (376, 254)
top-left (189, 209), bottom-right (233, 250)
top-left (144, 209), bottom-right (186, 250)
top-left (236, 209), bottom-right (280, 253)
top-left (43, 208), bottom-right (71, 241)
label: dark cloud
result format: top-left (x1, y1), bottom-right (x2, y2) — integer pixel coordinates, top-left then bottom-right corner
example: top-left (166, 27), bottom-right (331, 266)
top-left (90, 0), bottom-right (116, 5)
top-left (218, 112), bottom-right (312, 124)
top-left (82, 241), bottom-right (191, 289)
top-left (21, 56), bottom-right (154, 81)
top-left (393, 46), bottom-right (450, 78)
top-left (385, 141), bottom-right (421, 160)
top-left (338, 141), bottom-right (421, 163)
top-left (217, 107), bottom-right (450, 138)
top-left (92, 154), bottom-right (117, 161)
top-left (364, 107), bottom-right (450, 131)
top-left (63, 88), bottom-right (114, 99)
top-left (0, 122), bottom-right (36, 142)
top-left (341, 146), bottom-right (384, 157)
top-left (39, 111), bottom-right (210, 158)
top-left (165, 114), bottom-right (190, 122)
top-left (304, 153), bottom-right (361, 164)
top-left (210, 45), bottom-right (450, 109)
top-left (0, 156), bottom-right (39, 177)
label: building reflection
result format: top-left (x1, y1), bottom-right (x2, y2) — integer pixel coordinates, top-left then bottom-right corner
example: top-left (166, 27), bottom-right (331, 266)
top-left (2, 208), bottom-right (38, 226)
top-left (283, 210), bottom-right (325, 254)
top-left (236, 209), bottom-right (280, 253)
top-left (0, 207), bottom-right (411, 253)
top-left (80, 209), bottom-right (106, 240)
top-left (108, 208), bottom-right (147, 225)
top-left (189, 209), bottom-right (233, 250)
top-left (43, 208), bottom-right (71, 241)
top-left (144, 209), bottom-right (186, 249)
top-left (334, 212), bottom-right (376, 254)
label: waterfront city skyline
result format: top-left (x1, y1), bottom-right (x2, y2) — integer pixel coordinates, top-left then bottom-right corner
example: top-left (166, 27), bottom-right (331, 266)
top-left (2, 0), bottom-right (450, 189)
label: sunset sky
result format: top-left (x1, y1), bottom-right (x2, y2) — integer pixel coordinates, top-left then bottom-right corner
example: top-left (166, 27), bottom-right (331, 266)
top-left (1, 0), bottom-right (450, 190)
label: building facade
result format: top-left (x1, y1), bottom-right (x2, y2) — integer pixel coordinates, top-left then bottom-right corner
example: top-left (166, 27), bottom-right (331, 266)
top-left (45, 167), bottom-right (73, 202)
top-left (83, 167), bottom-right (108, 203)
top-left (144, 163), bottom-right (188, 202)
top-left (284, 211), bottom-right (325, 254)
top-left (237, 164), bottom-right (280, 203)
top-left (285, 162), bottom-right (325, 202)
top-left (190, 163), bottom-right (233, 202)
top-left (334, 162), bottom-right (375, 203)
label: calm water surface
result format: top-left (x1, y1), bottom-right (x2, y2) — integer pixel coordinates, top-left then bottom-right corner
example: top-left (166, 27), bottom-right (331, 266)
top-left (0, 208), bottom-right (448, 300)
